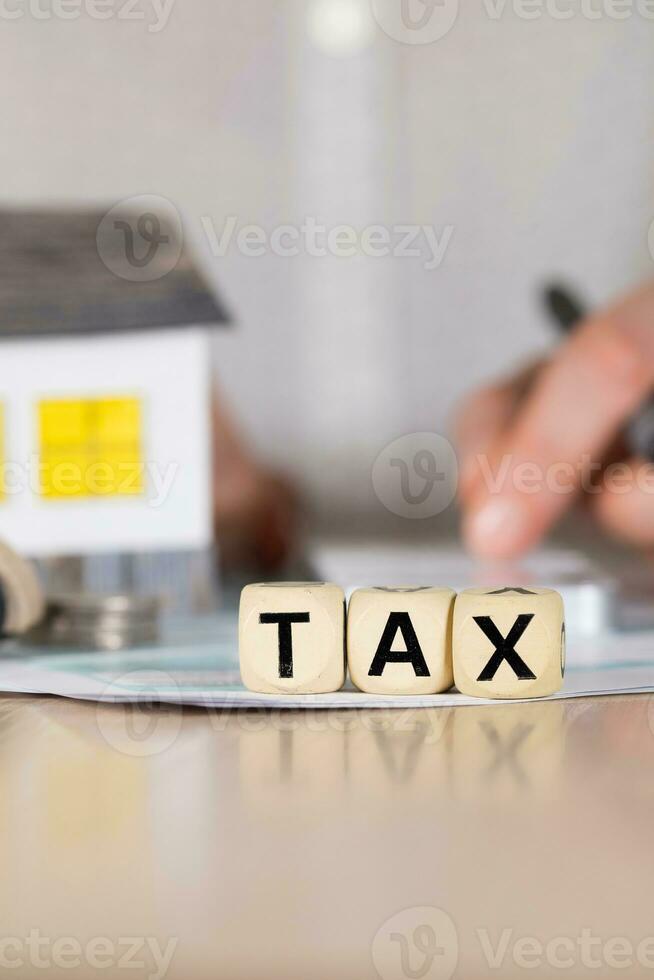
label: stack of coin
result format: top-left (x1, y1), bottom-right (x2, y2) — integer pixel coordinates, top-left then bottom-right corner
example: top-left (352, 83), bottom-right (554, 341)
top-left (33, 593), bottom-right (162, 651)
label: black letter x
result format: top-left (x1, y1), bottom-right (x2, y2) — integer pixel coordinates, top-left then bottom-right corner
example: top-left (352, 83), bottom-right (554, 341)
top-left (474, 615), bottom-right (536, 681)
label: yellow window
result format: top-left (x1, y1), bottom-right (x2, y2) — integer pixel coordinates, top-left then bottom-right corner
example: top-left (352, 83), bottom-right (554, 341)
top-left (39, 397), bottom-right (143, 499)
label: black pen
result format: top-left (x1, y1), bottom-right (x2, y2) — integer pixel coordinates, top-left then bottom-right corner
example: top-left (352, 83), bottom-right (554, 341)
top-left (543, 283), bottom-right (654, 462)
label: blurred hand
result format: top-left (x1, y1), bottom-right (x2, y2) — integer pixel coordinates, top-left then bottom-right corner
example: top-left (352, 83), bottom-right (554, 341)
top-left (212, 393), bottom-right (299, 571)
top-left (455, 282), bottom-right (654, 558)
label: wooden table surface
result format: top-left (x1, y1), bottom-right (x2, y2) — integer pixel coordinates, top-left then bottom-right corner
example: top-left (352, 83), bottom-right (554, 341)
top-left (2, 692), bottom-right (653, 979)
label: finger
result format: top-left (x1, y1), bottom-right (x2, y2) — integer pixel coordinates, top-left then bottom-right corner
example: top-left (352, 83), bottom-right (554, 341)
top-left (589, 456), bottom-right (654, 547)
top-left (454, 382), bottom-right (518, 501)
top-left (463, 283), bottom-right (654, 558)
top-left (454, 362), bottom-right (542, 502)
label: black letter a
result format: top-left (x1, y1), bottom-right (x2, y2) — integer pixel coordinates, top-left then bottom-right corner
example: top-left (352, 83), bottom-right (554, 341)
top-left (368, 612), bottom-right (430, 677)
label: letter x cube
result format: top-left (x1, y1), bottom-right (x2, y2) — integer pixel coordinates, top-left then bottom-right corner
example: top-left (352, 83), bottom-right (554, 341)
top-left (239, 583), bottom-right (346, 694)
top-left (453, 587), bottom-right (565, 700)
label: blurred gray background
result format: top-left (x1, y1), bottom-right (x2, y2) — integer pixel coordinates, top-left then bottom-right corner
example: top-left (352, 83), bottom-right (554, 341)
top-left (3, 0), bottom-right (653, 528)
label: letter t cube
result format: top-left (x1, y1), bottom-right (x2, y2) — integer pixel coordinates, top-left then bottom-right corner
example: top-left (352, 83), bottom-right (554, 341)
top-left (239, 582), bottom-right (346, 694)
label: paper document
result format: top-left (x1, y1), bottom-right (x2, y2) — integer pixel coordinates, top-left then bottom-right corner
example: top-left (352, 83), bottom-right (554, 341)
top-left (0, 614), bottom-right (653, 709)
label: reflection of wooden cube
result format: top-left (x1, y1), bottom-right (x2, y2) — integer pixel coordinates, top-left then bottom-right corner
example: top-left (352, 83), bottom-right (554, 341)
top-left (346, 708), bottom-right (455, 805)
top-left (450, 701), bottom-right (566, 803)
top-left (239, 583), bottom-right (346, 694)
top-left (453, 587), bottom-right (565, 699)
top-left (238, 720), bottom-right (348, 820)
top-left (347, 587), bottom-right (455, 695)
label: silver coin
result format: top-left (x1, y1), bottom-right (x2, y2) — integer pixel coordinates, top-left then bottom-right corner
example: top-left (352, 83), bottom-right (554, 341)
top-left (46, 593), bottom-right (162, 618)
top-left (29, 592), bottom-right (162, 651)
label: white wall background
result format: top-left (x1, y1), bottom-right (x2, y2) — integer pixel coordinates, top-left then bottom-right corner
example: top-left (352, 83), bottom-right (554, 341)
top-left (2, 0), bottom-right (654, 527)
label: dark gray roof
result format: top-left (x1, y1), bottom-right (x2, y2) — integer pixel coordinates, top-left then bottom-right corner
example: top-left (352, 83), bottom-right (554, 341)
top-left (0, 208), bottom-right (230, 337)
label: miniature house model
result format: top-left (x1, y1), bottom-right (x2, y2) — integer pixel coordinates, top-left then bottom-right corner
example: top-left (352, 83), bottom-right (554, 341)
top-left (0, 207), bottom-right (227, 601)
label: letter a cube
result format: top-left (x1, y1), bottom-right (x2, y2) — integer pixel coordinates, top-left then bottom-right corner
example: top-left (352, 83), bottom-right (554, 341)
top-left (239, 583), bottom-right (346, 694)
top-left (347, 587), bottom-right (455, 695)
top-left (453, 587), bottom-right (565, 699)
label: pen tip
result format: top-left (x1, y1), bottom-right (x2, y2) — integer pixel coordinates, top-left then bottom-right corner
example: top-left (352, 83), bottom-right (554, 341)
top-left (542, 283), bottom-right (586, 332)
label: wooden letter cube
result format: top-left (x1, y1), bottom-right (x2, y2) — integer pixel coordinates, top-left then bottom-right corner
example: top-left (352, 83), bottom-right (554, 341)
top-left (347, 587), bottom-right (455, 695)
top-left (239, 582), bottom-right (345, 694)
top-left (453, 587), bottom-right (565, 700)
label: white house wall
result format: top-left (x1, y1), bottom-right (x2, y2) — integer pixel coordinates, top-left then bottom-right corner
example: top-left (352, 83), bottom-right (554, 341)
top-left (0, 326), bottom-right (212, 556)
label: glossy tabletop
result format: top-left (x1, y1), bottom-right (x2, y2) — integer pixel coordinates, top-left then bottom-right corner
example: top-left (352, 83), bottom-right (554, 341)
top-left (2, 692), bottom-right (653, 979)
